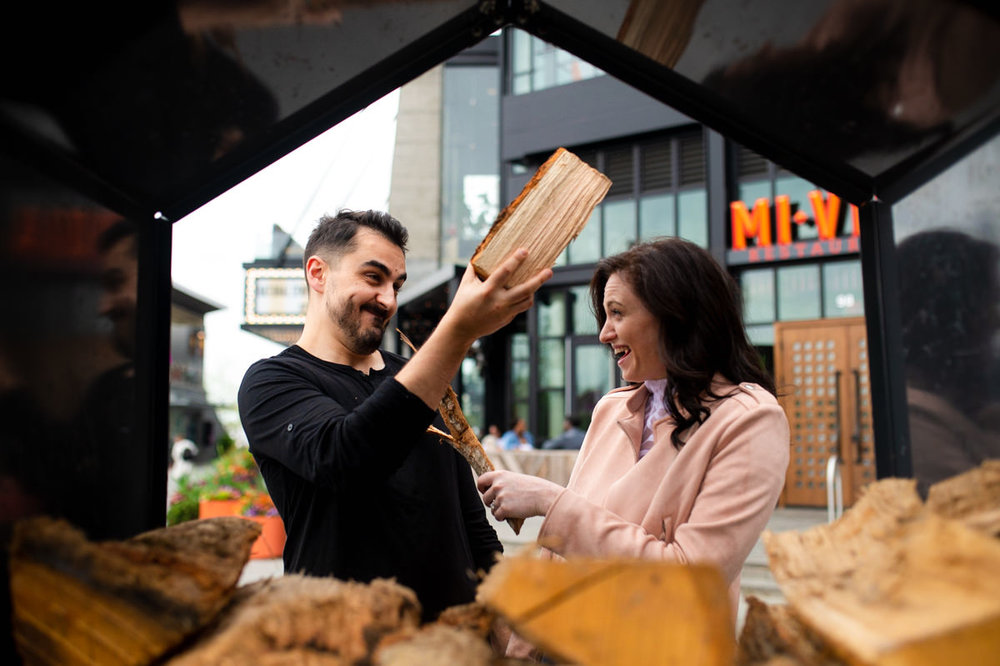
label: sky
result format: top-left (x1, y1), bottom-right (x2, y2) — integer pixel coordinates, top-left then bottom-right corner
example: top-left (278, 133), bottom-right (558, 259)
top-left (171, 91), bottom-right (400, 439)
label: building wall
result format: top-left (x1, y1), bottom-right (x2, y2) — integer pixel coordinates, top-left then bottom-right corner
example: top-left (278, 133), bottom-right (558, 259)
top-left (501, 74), bottom-right (691, 168)
top-left (385, 30), bottom-right (1000, 485)
top-left (388, 65), bottom-right (443, 285)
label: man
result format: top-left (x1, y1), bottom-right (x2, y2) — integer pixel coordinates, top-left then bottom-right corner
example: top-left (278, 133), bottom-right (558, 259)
top-left (541, 415), bottom-right (586, 450)
top-left (499, 417), bottom-right (534, 451)
top-left (238, 209), bottom-right (551, 621)
top-left (71, 219), bottom-right (146, 540)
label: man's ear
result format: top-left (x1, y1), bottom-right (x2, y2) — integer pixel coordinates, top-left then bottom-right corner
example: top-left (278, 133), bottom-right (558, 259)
top-left (305, 255), bottom-right (328, 294)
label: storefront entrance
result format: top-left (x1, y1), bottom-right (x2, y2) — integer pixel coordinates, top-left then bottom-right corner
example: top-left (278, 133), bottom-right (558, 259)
top-left (774, 317), bottom-right (875, 507)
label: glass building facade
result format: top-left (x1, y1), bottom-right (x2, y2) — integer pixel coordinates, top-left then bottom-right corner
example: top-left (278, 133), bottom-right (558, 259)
top-left (404, 25), bottom-right (998, 503)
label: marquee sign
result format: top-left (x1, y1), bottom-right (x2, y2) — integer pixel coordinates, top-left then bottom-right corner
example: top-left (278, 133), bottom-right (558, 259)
top-left (728, 190), bottom-right (860, 265)
top-left (243, 267), bottom-right (307, 325)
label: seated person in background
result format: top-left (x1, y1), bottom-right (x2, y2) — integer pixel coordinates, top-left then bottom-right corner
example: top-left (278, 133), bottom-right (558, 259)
top-left (541, 416), bottom-right (586, 450)
top-left (499, 417), bottom-right (534, 451)
top-left (480, 424), bottom-right (502, 452)
top-left (478, 238), bottom-right (790, 657)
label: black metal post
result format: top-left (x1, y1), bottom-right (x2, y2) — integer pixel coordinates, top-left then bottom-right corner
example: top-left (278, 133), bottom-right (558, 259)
top-left (136, 213), bottom-right (173, 531)
top-left (858, 199), bottom-right (912, 479)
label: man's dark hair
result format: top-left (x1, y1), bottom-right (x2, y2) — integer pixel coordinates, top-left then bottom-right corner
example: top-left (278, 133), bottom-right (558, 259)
top-left (303, 209), bottom-right (408, 269)
top-left (97, 218), bottom-right (138, 255)
top-left (590, 237), bottom-right (774, 449)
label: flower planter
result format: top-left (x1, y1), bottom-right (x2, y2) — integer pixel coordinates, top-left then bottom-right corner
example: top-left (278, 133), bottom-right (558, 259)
top-left (198, 500), bottom-right (286, 560)
top-left (198, 499), bottom-right (242, 519)
top-left (246, 515), bottom-right (286, 559)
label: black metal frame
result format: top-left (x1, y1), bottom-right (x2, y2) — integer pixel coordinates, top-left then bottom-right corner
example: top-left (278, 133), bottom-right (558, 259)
top-left (858, 200), bottom-right (912, 478)
top-left (161, 5), bottom-right (506, 222)
top-left (5, 0), bottom-right (998, 525)
top-left (512, 1), bottom-right (874, 205)
top-left (506, 1), bottom-right (999, 479)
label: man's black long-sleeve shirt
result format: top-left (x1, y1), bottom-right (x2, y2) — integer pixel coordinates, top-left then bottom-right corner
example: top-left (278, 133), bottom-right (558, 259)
top-left (237, 345), bottom-right (501, 620)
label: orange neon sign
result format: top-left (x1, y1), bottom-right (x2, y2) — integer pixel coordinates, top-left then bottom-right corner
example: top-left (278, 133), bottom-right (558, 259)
top-left (731, 190), bottom-right (860, 250)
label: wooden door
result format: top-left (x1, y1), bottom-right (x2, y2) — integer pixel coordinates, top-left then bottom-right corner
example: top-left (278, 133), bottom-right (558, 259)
top-left (774, 317), bottom-right (876, 507)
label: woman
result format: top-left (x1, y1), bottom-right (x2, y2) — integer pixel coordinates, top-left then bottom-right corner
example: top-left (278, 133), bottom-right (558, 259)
top-left (478, 238), bottom-right (789, 641)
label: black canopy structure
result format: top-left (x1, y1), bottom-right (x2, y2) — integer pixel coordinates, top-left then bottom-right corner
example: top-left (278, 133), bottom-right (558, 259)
top-left (1, 0), bottom-right (998, 552)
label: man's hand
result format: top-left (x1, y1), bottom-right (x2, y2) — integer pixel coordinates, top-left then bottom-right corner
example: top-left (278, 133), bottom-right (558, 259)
top-left (395, 248), bottom-right (551, 409)
top-left (441, 248), bottom-right (553, 347)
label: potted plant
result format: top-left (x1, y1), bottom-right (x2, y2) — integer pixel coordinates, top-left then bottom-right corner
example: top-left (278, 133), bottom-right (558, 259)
top-left (166, 446), bottom-right (285, 559)
top-left (238, 488), bottom-right (286, 559)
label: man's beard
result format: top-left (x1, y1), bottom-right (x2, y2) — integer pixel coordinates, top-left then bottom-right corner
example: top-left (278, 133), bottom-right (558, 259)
top-left (329, 298), bottom-right (389, 355)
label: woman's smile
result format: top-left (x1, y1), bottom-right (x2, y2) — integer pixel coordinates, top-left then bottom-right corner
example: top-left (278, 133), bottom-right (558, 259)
top-left (600, 273), bottom-right (666, 382)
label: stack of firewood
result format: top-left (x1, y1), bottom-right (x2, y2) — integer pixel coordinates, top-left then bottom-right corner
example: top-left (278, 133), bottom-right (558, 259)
top-left (737, 460), bottom-right (1000, 666)
top-left (8, 460), bottom-right (998, 665)
top-left (8, 516), bottom-right (503, 665)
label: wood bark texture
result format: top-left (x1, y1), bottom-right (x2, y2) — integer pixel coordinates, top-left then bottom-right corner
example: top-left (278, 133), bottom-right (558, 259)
top-left (470, 147), bottom-right (611, 288)
top-left (761, 464), bottom-right (1000, 665)
top-left (8, 517), bottom-right (502, 665)
top-left (616, 0), bottom-right (703, 68)
top-left (399, 330), bottom-right (524, 535)
top-left (169, 574), bottom-right (421, 665)
top-left (9, 516), bottom-right (259, 665)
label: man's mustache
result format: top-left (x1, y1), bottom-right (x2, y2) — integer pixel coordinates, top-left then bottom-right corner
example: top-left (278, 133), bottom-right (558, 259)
top-left (361, 303), bottom-right (390, 321)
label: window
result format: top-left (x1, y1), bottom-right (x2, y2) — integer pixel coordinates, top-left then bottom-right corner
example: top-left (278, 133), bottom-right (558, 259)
top-left (823, 261), bottom-right (864, 317)
top-left (603, 200), bottom-right (637, 256)
top-left (737, 259), bottom-right (863, 341)
top-left (440, 65), bottom-right (500, 265)
top-left (741, 268), bottom-right (776, 345)
top-left (640, 133), bottom-right (707, 248)
top-left (571, 285), bottom-right (598, 335)
top-left (508, 29), bottom-right (605, 94)
top-left (777, 265), bottom-right (821, 321)
top-left (550, 131), bottom-right (709, 263)
top-left (510, 333), bottom-right (531, 426)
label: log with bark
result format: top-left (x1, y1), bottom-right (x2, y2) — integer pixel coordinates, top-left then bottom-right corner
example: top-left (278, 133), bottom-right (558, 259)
top-left (168, 574), bottom-right (422, 665)
top-left (925, 458), bottom-right (1000, 536)
top-left (750, 461), bottom-right (1000, 665)
top-left (9, 516), bottom-right (260, 665)
top-left (616, 0), bottom-right (704, 69)
top-left (8, 515), bottom-right (501, 666)
top-left (399, 330), bottom-right (524, 535)
top-left (477, 555), bottom-right (735, 666)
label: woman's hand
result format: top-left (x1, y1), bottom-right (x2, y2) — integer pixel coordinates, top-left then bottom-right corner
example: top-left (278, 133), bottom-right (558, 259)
top-left (477, 470), bottom-right (563, 521)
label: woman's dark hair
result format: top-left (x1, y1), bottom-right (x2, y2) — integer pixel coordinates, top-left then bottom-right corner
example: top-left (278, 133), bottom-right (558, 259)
top-left (590, 238), bottom-right (774, 448)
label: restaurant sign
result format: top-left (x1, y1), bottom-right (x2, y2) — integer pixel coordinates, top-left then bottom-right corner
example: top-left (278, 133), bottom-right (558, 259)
top-left (728, 190), bottom-right (860, 265)
top-left (244, 267), bottom-right (307, 325)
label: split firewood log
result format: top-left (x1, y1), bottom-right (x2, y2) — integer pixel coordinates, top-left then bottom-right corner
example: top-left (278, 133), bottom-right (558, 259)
top-left (9, 516), bottom-right (260, 666)
top-left (764, 473), bottom-right (1000, 665)
top-left (398, 330), bottom-right (524, 535)
top-left (373, 624), bottom-right (494, 666)
top-left (470, 147), bottom-right (610, 288)
top-left (169, 574), bottom-right (421, 665)
top-left (925, 458), bottom-right (1000, 536)
top-left (477, 556), bottom-right (734, 666)
top-left (735, 596), bottom-right (845, 666)
top-left (434, 601), bottom-right (497, 639)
